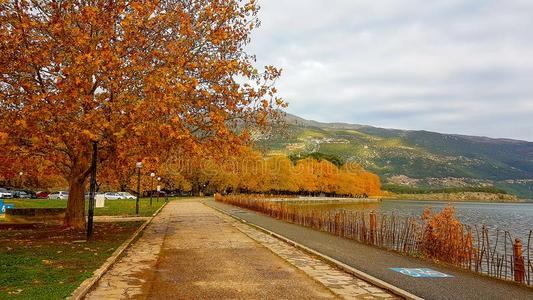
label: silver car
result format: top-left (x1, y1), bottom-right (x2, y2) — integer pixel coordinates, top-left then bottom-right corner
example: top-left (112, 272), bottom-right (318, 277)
top-left (103, 192), bottom-right (122, 200)
top-left (117, 192), bottom-right (136, 200)
top-left (48, 191), bottom-right (69, 200)
top-left (0, 188), bottom-right (13, 198)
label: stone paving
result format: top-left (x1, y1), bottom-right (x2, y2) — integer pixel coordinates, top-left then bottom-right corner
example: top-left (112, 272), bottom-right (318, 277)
top-left (85, 206), bottom-right (171, 299)
top-left (212, 208), bottom-right (398, 299)
top-left (85, 200), bottom-right (398, 299)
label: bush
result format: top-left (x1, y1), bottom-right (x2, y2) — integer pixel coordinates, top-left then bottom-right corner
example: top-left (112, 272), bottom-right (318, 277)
top-left (420, 206), bottom-right (473, 264)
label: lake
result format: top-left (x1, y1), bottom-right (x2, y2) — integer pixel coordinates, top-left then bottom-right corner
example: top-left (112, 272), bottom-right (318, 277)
top-left (288, 199), bottom-right (533, 244)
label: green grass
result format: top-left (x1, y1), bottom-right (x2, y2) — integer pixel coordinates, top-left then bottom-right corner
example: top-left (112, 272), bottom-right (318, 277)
top-left (4, 198), bottom-right (167, 217)
top-left (0, 222), bottom-right (142, 299)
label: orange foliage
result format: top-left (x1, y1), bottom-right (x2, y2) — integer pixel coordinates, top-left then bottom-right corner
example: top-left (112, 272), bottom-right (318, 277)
top-left (190, 150), bottom-right (382, 197)
top-left (291, 158), bottom-right (381, 197)
top-left (0, 1), bottom-right (284, 228)
top-left (420, 206), bottom-right (474, 264)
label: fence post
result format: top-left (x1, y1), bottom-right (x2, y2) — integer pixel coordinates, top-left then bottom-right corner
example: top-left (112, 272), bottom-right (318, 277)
top-left (369, 211), bottom-right (377, 245)
top-left (513, 238), bottom-right (525, 283)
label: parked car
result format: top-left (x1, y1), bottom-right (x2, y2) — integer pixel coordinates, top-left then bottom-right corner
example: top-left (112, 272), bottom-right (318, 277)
top-left (117, 192), bottom-right (136, 200)
top-left (0, 188), bottom-right (13, 198)
top-left (11, 190), bottom-right (31, 198)
top-left (48, 191), bottom-right (69, 200)
top-left (36, 191), bottom-right (50, 199)
top-left (103, 192), bottom-right (122, 200)
top-left (23, 190), bottom-right (37, 199)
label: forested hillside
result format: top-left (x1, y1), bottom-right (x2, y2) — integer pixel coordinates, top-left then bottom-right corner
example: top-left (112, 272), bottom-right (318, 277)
top-left (257, 114), bottom-right (533, 199)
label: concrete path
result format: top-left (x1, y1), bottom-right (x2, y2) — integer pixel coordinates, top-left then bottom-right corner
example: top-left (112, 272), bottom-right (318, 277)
top-left (214, 206), bottom-right (397, 299)
top-left (86, 200), bottom-right (395, 299)
top-left (206, 199), bottom-right (533, 300)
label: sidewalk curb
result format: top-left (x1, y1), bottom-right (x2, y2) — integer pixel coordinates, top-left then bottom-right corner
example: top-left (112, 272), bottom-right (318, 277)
top-left (206, 201), bottom-right (424, 300)
top-left (68, 201), bottom-right (168, 300)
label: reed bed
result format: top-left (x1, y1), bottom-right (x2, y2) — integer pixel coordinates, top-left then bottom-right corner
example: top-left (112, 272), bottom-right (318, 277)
top-left (215, 194), bottom-right (533, 286)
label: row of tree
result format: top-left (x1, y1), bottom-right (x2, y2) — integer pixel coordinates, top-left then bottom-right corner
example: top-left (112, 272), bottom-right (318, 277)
top-left (1, 148), bottom-right (382, 198)
top-left (100, 150), bottom-right (382, 197)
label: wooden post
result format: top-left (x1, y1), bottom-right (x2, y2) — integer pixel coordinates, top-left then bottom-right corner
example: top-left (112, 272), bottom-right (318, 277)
top-left (369, 211), bottom-right (377, 245)
top-left (513, 239), bottom-right (525, 283)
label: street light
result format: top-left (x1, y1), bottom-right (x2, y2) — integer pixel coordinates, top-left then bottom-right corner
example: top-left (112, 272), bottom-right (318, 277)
top-left (157, 177), bottom-right (161, 203)
top-left (18, 171), bottom-right (23, 189)
top-left (150, 172), bottom-right (156, 207)
top-left (136, 162), bottom-right (142, 215)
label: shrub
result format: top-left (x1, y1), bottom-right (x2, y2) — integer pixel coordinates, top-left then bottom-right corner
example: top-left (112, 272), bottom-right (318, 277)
top-left (420, 206), bottom-right (473, 264)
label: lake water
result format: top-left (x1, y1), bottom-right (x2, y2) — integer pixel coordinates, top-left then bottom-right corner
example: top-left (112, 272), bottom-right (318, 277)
top-left (289, 200), bottom-right (533, 244)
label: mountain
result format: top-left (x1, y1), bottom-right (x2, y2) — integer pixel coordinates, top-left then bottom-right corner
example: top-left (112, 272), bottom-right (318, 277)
top-left (258, 113), bottom-right (533, 199)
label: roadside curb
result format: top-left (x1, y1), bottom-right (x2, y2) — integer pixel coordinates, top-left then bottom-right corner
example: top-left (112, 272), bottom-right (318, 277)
top-left (205, 201), bottom-right (423, 300)
top-left (68, 201), bottom-right (168, 300)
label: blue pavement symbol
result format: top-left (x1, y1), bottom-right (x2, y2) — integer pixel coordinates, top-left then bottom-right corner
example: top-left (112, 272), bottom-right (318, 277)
top-left (390, 268), bottom-right (453, 278)
top-left (0, 200), bottom-right (14, 214)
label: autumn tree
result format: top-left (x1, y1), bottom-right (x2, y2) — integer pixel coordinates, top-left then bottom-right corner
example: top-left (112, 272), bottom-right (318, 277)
top-left (342, 162), bottom-right (381, 196)
top-left (232, 148), bottom-right (266, 193)
top-left (293, 158), bottom-right (317, 195)
top-left (264, 155), bottom-right (298, 193)
top-left (156, 162), bottom-right (192, 193)
top-left (0, 0), bottom-right (284, 229)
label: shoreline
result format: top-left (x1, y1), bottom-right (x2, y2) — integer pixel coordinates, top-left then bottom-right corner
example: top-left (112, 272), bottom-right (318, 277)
top-left (382, 191), bottom-right (518, 203)
top-left (273, 196), bottom-right (380, 204)
top-left (381, 197), bottom-right (531, 204)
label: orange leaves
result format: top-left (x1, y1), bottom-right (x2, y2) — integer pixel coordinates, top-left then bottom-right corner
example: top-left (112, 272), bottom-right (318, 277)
top-left (81, 6), bottom-right (99, 23)
top-left (81, 130), bottom-right (97, 141)
top-left (260, 99), bottom-right (269, 108)
top-left (0, 131), bottom-right (8, 145)
top-left (14, 119), bottom-right (28, 128)
top-left (200, 150), bottom-right (382, 197)
top-left (420, 206), bottom-right (473, 264)
top-left (1, 0), bottom-right (283, 215)
top-left (210, 28), bottom-right (230, 45)
top-left (130, 1), bottom-right (144, 12)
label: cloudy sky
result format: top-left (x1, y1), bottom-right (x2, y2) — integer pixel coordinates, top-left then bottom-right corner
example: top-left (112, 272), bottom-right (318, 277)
top-left (248, 0), bottom-right (533, 141)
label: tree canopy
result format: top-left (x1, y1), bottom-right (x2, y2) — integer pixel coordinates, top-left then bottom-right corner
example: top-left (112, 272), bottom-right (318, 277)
top-left (289, 152), bottom-right (344, 167)
top-left (0, 0), bottom-right (284, 228)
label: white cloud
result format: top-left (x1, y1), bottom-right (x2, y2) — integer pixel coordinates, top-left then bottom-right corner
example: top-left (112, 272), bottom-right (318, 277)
top-left (249, 0), bottom-right (533, 140)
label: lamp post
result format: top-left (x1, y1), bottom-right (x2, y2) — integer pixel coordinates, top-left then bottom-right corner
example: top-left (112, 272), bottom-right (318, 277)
top-left (18, 171), bottom-right (23, 189)
top-left (87, 141), bottom-right (98, 239)
top-left (150, 172), bottom-right (155, 207)
top-left (136, 162), bottom-right (142, 216)
top-left (157, 177), bottom-right (161, 203)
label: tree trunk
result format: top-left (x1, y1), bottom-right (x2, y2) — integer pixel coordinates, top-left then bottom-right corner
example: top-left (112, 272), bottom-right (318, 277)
top-left (64, 176), bottom-right (87, 230)
top-left (64, 151), bottom-right (91, 230)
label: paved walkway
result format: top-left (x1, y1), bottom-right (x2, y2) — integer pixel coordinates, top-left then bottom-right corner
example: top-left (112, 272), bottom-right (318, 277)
top-left (207, 199), bottom-right (533, 300)
top-left (93, 216), bottom-right (151, 222)
top-left (86, 200), bottom-right (394, 299)
top-left (219, 212), bottom-right (396, 299)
